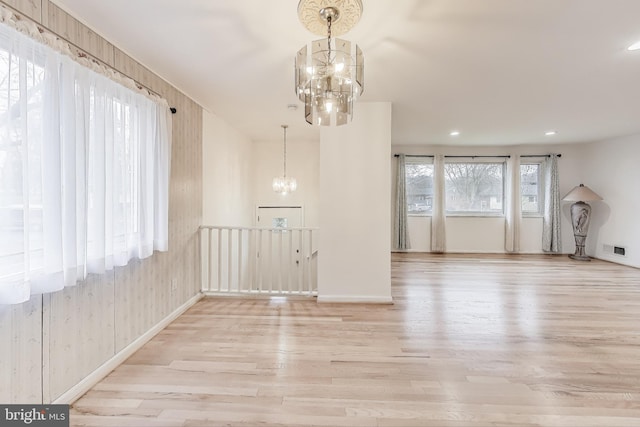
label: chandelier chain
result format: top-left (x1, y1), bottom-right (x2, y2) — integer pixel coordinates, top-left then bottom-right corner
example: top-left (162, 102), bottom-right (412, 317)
top-left (327, 15), bottom-right (332, 54)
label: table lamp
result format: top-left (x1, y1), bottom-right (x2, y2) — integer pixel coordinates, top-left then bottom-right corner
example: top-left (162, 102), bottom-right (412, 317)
top-left (562, 184), bottom-right (602, 261)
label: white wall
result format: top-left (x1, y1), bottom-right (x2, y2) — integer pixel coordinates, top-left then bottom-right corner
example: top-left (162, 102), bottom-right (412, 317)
top-left (404, 216), bottom-right (545, 253)
top-left (251, 139), bottom-right (320, 228)
top-left (391, 143), bottom-right (585, 254)
top-left (581, 133), bottom-right (640, 267)
top-left (202, 111), bottom-right (254, 227)
top-left (319, 103), bottom-right (392, 303)
top-left (201, 120), bottom-right (320, 290)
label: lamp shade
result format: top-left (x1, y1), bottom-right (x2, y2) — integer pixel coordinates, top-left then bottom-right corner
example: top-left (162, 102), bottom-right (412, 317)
top-left (562, 184), bottom-right (602, 202)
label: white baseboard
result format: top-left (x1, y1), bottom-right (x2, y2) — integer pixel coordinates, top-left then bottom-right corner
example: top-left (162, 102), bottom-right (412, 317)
top-left (392, 250), bottom-right (571, 255)
top-left (53, 292), bottom-right (203, 405)
top-left (202, 291), bottom-right (317, 299)
top-left (317, 295), bottom-right (393, 304)
top-left (593, 255), bottom-right (639, 269)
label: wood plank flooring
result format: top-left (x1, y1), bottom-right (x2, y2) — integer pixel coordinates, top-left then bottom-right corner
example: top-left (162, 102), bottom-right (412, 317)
top-left (70, 254), bottom-right (640, 426)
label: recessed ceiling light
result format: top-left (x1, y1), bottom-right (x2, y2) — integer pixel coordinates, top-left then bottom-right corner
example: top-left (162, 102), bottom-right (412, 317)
top-left (545, 130), bottom-right (557, 136)
top-left (628, 41), bottom-right (640, 51)
top-left (450, 131), bottom-right (460, 137)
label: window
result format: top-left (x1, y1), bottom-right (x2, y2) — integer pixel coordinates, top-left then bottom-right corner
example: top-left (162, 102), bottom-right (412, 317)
top-left (0, 21), bottom-right (171, 305)
top-left (520, 163), bottom-right (542, 215)
top-left (405, 161), bottom-right (434, 215)
top-left (272, 217), bottom-right (289, 233)
top-left (444, 162), bottom-right (504, 215)
top-left (0, 29), bottom-right (47, 288)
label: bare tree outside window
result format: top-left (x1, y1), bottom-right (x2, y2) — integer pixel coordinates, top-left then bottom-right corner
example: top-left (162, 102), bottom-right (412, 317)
top-left (520, 163), bottom-right (541, 214)
top-left (405, 162), bottom-right (434, 215)
top-left (0, 49), bottom-right (45, 277)
top-left (444, 163), bottom-right (504, 214)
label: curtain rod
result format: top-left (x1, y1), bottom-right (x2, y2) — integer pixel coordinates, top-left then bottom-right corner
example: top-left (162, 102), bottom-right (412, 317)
top-left (445, 155), bottom-right (510, 159)
top-left (1, 2), bottom-right (177, 114)
top-left (393, 154), bottom-right (510, 158)
top-left (393, 154), bottom-right (434, 158)
top-left (393, 154), bottom-right (562, 158)
top-left (521, 154), bottom-right (562, 158)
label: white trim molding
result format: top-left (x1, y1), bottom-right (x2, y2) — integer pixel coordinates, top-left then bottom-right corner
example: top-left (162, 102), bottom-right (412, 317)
top-left (317, 295), bottom-right (393, 304)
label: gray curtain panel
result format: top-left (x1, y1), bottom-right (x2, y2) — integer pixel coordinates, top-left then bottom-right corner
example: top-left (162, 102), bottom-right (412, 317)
top-left (505, 155), bottom-right (521, 253)
top-left (393, 154), bottom-right (410, 250)
top-left (542, 154), bottom-right (562, 253)
top-left (431, 154), bottom-right (446, 253)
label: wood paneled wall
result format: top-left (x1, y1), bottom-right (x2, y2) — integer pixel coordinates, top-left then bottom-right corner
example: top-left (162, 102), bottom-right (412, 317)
top-left (0, 0), bottom-right (203, 403)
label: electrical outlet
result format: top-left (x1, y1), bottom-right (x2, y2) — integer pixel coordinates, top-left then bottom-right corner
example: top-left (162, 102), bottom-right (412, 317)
top-left (171, 278), bottom-right (178, 292)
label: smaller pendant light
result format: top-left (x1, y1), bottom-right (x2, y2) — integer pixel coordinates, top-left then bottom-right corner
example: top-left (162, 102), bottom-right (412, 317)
top-left (272, 125), bottom-right (297, 195)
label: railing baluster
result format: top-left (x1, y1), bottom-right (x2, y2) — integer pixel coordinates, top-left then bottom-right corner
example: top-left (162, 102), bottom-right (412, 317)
top-left (198, 228), bottom-right (202, 291)
top-left (207, 228), bottom-right (213, 292)
top-left (267, 230), bottom-right (273, 293)
top-left (300, 230), bottom-right (306, 294)
top-left (308, 230), bottom-right (313, 296)
top-left (247, 229), bottom-right (252, 292)
top-left (298, 230), bottom-right (304, 294)
top-left (217, 228), bottom-right (222, 292)
top-left (227, 229), bottom-right (233, 291)
top-left (288, 229), bottom-right (293, 294)
top-left (278, 229), bottom-right (283, 293)
top-left (258, 229), bottom-right (263, 293)
top-left (200, 226), bottom-right (317, 297)
top-left (238, 229), bottom-right (243, 292)
top-left (302, 233), bottom-right (311, 294)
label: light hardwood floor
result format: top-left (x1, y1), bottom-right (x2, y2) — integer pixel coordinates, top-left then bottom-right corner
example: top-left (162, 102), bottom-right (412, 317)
top-left (71, 253), bottom-right (640, 426)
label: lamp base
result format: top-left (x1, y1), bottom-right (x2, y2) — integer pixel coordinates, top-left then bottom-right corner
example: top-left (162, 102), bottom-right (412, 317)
top-left (569, 201), bottom-right (592, 262)
top-left (568, 254), bottom-right (591, 262)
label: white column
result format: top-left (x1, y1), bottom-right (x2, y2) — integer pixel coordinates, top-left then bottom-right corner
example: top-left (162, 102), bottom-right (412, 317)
top-left (318, 102), bottom-right (392, 303)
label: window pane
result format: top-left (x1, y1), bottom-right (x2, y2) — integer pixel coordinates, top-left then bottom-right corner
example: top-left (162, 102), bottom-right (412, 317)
top-left (0, 46), bottom-right (46, 280)
top-left (444, 163), bottom-right (504, 214)
top-left (406, 163), bottom-right (433, 214)
top-left (520, 163), bottom-right (541, 214)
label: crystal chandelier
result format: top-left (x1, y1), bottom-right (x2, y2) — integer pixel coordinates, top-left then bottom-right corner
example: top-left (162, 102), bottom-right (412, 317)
top-left (272, 125), bottom-right (297, 195)
top-left (295, 0), bottom-right (364, 126)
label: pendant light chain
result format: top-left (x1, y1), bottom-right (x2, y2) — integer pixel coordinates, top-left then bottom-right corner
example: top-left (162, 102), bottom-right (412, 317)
top-left (283, 125), bottom-right (287, 178)
top-left (272, 124), bottom-right (296, 195)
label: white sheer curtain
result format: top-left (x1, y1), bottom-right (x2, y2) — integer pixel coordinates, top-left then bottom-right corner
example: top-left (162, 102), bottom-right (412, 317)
top-left (542, 154), bottom-right (561, 253)
top-left (504, 156), bottom-right (521, 252)
top-left (393, 154), bottom-right (410, 250)
top-left (431, 154), bottom-right (446, 253)
top-left (0, 20), bottom-right (171, 304)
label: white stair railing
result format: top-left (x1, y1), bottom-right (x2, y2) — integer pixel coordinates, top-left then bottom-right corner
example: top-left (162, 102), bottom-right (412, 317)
top-left (200, 226), bottom-right (318, 296)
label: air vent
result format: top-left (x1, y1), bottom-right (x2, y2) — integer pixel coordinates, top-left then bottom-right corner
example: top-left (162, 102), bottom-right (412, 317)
top-left (604, 244), bottom-right (626, 256)
top-left (614, 246), bottom-right (626, 256)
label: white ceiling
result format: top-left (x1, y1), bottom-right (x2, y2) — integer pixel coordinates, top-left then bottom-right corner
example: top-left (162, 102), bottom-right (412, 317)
top-left (50, 0), bottom-right (640, 146)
